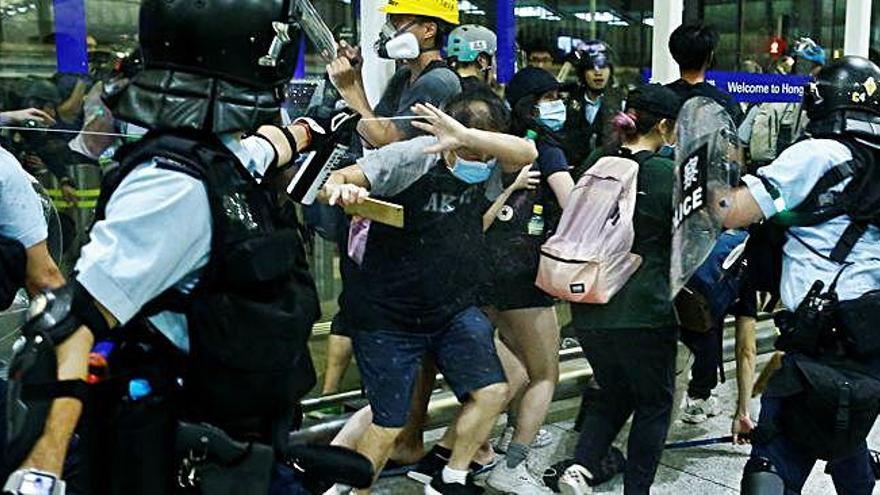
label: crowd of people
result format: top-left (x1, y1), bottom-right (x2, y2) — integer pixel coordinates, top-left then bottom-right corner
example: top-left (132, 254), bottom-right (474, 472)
top-left (0, 0), bottom-right (879, 495)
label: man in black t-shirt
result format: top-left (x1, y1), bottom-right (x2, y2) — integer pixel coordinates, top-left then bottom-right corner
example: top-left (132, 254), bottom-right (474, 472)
top-left (665, 23), bottom-right (744, 126)
top-left (319, 92), bottom-right (537, 494)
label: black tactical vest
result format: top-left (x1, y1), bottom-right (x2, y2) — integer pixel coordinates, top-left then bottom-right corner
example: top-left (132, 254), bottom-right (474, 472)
top-left (96, 131), bottom-right (319, 431)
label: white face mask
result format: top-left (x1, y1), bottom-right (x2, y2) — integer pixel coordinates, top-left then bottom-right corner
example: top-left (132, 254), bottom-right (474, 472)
top-left (376, 22), bottom-right (421, 60)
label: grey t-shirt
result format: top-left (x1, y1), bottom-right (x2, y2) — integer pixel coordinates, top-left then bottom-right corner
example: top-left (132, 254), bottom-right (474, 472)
top-left (373, 63), bottom-right (462, 140)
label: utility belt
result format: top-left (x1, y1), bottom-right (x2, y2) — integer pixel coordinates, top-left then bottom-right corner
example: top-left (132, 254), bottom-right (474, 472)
top-left (756, 287), bottom-right (880, 461)
top-left (81, 323), bottom-right (285, 495)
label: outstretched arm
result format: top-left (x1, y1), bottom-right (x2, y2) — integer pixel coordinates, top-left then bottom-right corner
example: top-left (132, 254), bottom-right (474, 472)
top-left (411, 103), bottom-right (538, 173)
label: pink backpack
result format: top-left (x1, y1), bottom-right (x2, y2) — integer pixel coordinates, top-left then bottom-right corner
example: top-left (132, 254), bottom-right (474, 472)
top-left (535, 155), bottom-right (643, 304)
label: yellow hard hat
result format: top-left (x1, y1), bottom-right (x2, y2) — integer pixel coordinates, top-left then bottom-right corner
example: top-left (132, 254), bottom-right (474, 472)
top-left (381, 0), bottom-right (460, 26)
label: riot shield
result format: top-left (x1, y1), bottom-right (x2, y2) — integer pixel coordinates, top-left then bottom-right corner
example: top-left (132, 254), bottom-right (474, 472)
top-left (30, 179), bottom-right (63, 262)
top-left (293, 0), bottom-right (338, 62)
top-left (670, 97), bottom-right (742, 298)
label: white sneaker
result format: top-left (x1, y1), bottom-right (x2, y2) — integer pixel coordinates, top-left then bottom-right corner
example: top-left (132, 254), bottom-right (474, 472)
top-left (487, 461), bottom-right (553, 494)
top-left (494, 426), bottom-right (554, 453)
top-left (558, 464), bottom-right (594, 495)
top-left (681, 395), bottom-right (721, 424)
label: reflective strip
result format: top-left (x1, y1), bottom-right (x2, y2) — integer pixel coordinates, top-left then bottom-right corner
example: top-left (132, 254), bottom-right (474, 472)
top-left (46, 188), bottom-right (101, 199)
top-left (52, 200), bottom-right (97, 209)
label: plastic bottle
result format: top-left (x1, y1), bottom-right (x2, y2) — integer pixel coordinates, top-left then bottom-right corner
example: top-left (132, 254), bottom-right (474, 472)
top-left (528, 204), bottom-right (545, 236)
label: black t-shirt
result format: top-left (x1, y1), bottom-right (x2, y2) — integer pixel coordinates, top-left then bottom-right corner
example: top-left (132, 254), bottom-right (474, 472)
top-left (373, 61), bottom-right (462, 141)
top-left (665, 79), bottom-right (745, 126)
top-left (345, 136), bottom-right (501, 332)
top-left (483, 138), bottom-right (570, 280)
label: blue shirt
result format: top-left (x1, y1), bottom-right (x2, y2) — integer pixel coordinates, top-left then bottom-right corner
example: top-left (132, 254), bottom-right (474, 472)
top-left (75, 135), bottom-right (276, 351)
top-left (583, 96), bottom-right (601, 125)
top-left (0, 145), bottom-right (47, 249)
top-left (743, 138), bottom-right (880, 310)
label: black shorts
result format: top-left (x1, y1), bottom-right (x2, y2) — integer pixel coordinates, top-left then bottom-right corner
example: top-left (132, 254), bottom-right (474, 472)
top-left (487, 272), bottom-right (555, 311)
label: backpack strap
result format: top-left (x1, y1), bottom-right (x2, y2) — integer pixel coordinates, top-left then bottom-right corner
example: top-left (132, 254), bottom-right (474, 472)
top-left (830, 221), bottom-right (869, 263)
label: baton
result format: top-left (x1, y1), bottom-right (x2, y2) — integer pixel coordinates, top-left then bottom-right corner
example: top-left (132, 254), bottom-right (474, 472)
top-left (664, 432), bottom-right (751, 450)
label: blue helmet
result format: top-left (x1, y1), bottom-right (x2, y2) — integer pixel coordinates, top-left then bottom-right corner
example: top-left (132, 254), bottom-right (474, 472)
top-left (794, 37), bottom-right (827, 66)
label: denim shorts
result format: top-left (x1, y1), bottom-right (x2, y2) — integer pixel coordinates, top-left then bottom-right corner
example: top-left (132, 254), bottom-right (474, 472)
top-left (352, 306), bottom-right (506, 428)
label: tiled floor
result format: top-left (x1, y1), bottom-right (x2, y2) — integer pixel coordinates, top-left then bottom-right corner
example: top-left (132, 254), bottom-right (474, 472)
top-left (372, 353), bottom-right (880, 494)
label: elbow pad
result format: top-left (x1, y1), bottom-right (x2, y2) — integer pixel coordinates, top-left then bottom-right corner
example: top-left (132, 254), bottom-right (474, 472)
top-left (5, 283), bottom-right (105, 469)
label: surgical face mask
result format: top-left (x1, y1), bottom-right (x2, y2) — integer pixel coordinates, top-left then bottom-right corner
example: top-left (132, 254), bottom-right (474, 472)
top-left (450, 155), bottom-right (497, 184)
top-left (537, 100), bottom-right (567, 132)
top-left (376, 21), bottom-right (421, 60)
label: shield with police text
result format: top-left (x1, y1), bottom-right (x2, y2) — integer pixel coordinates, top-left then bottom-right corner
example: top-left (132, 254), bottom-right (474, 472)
top-left (670, 97), bottom-right (742, 298)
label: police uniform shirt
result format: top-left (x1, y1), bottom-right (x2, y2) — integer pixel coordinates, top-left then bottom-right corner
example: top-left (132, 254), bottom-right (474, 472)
top-left (742, 138), bottom-right (880, 310)
top-left (74, 135), bottom-right (276, 351)
top-left (0, 145), bottom-right (48, 248)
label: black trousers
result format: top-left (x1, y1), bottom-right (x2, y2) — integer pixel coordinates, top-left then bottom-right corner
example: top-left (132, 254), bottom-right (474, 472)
top-left (575, 327), bottom-right (678, 495)
top-left (679, 324), bottom-right (723, 400)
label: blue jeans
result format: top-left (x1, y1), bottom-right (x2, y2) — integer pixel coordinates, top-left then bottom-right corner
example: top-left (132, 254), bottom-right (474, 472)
top-left (751, 355), bottom-right (879, 495)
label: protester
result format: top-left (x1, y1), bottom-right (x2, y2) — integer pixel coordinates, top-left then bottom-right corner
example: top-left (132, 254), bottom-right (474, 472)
top-left (445, 24), bottom-right (498, 94)
top-left (553, 84), bottom-right (683, 495)
top-left (327, 0), bottom-right (461, 149)
top-left (723, 56), bottom-right (880, 495)
top-left (320, 91), bottom-right (537, 495)
top-left (478, 67), bottom-right (573, 494)
top-left (562, 41), bottom-right (623, 175)
top-left (666, 23), bottom-right (744, 125)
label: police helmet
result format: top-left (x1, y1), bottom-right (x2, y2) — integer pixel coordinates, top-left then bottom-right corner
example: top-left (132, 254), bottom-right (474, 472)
top-left (571, 40), bottom-right (612, 73)
top-left (446, 25), bottom-right (497, 64)
top-left (113, 0), bottom-right (302, 133)
top-left (804, 56), bottom-right (880, 142)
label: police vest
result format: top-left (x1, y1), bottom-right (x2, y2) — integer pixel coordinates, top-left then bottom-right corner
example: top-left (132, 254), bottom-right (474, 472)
top-left (97, 131), bottom-right (320, 431)
top-left (0, 234), bottom-right (26, 309)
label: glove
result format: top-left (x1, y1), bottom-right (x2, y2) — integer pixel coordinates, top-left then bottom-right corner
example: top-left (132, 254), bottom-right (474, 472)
top-left (292, 107), bottom-right (360, 153)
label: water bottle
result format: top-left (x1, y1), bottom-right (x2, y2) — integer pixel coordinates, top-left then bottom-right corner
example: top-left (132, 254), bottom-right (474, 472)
top-left (87, 341), bottom-right (115, 384)
top-left (528, 204), bottom-right (545, 236)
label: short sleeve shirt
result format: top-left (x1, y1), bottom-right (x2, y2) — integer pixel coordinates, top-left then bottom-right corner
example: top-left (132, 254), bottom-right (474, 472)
top-left (0, 146), bottom-right (47, 248)
top-left (742, 138), bottom-right (880, 309)
top-left (75, 134), bottom-right (276, 351)
top-left (345, 136), bottom-right (501, 332)
top-left (373, 63), bottom-right (462, 140)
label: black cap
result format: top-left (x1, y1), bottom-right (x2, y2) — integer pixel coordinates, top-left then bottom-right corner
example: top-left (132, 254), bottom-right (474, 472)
top-left (626, 84), bottom-right (683, 119)
top-left (505, 67), bottom-right (561, 108)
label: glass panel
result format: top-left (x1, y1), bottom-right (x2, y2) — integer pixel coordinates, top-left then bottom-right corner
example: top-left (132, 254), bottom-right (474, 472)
top-left (513, 0), bottom-right (654, 90)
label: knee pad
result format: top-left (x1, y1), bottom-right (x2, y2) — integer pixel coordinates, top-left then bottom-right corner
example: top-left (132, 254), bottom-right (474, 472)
top-left (741, 457), bottom-right (786, 495)
top-left (6, 284), bottom-right (96, 469)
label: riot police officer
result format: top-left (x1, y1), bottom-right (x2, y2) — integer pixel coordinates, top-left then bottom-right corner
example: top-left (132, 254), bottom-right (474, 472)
top-left (3, 1), bottom-right (327, 494)
top-left (721, 56), bottom-right (880, 494)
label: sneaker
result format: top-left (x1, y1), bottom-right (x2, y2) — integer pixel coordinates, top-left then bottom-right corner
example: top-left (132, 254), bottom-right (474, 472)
top-left (494, 426), bottom-right (554, 453)
top-left (487, 461), bottom-right (553, 494)
top-left (558, 464), bottom-right (595, 495)
top-left (681, 395), bottom-right (721, 424)
top-left (426, 476), bottom-right (483, 495)
top-left (408, 446), bottom-right (497, 485)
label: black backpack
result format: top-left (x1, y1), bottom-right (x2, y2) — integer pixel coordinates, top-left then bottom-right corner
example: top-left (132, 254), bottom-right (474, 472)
top-left (0, 235), bottom-right (26, 309)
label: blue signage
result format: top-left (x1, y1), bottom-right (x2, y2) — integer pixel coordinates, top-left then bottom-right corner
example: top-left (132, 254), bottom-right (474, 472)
top-left (53, 0), bottom-right (89, 75)
top-left (642, 69), bottom-right (811, 104)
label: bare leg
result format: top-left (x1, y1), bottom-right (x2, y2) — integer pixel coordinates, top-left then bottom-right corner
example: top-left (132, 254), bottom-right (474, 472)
top-left (390, 357), bottom-right (436, 464)
top-left (497, 307), bottom-right (560, 445)
top-left (331, 405), bottom-right (374, 449)
top-left (354, 424), bottom-right (403, 494)
top-left (448, 383), bottom-right (510, 470)
top-left (322, 334), bottom-right (354, 395)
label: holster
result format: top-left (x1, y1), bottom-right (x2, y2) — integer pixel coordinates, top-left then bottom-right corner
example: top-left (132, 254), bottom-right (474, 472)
top-left (175, 422), bottom-right (273, 495)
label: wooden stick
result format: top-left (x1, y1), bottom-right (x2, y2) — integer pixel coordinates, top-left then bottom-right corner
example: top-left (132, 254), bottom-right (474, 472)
top-left (344, 198), bottom-right (404, 228)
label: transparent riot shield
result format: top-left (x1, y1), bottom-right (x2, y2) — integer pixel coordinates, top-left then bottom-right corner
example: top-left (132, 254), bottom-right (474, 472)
top-left (670, 97), bottom-right (742, 298)
top-left (31, 179), bottom-right (63, 262)
top-left (293, 0), bottom-right (338, 62)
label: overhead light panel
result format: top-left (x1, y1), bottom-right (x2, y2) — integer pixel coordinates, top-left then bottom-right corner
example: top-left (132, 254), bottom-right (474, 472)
top-left (460, 0), bottom-right (486, 15)
top-left (515, 6), bottom-right (561, 21)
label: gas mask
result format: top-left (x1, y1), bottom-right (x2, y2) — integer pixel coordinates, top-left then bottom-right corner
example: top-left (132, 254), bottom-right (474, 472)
top-left (375, 21), bottom-right (421, 60)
